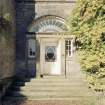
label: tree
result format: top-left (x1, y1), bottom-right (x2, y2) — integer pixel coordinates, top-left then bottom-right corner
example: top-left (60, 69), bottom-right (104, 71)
top-left (70, 0), bottom-right (105, 91)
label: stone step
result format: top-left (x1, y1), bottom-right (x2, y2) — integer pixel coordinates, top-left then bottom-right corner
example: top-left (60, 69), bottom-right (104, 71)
top-left (12, 82), bottom-right (25, 86)
top-left (31, 78), bottom-right (86, 81)
top-left (14, 86), bottom-right (91, 91)
top-left (5, 76), bottom-right (96, 103)
top-left (8, 90), bottom-right (94, 98)
top-left (30, 80), bottom-right (86, 84)
top-left (24, 83), bottom-right (86, 87)
top-left (14, 77), bottom-right (86, 81)
top-left (14, 79), bottom-right (85, 84)
top-left (10, 85), bottom-right (91, 92)
top-left (4, 96), bottom-right (96, 103)
top-left (14, 78), bottom-right (31, 82)
top-left (9, 88), bottom-right (92, 94)
top-left (29, 80), bottom-right (86, 84)
top-left (12, 81), bottom-right (87, 87)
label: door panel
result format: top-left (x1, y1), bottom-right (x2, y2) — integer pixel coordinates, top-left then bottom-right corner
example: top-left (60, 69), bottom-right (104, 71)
top-left (43, 42), bottom-right (61, 75)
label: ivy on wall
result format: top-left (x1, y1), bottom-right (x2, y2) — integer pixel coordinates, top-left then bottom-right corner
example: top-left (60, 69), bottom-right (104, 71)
top-left (70, 0), bottom-right (105, 91)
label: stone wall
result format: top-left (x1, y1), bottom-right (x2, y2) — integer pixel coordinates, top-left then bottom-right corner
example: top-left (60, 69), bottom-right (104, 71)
top-left (0, 0), bottom-right (16, 98)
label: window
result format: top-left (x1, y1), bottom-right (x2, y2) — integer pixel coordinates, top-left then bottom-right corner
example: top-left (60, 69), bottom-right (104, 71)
top-left (65, 40), bottom-right (71, 57)
top-left (29, 17), bottom-right (68, 33)
top-left (28, 39), bottom-right (36, 58)
top-left (45, 46), bottom-right (56, 62)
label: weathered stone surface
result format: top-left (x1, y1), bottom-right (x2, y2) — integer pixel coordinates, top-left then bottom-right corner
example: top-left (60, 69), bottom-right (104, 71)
top-left (0, 0), bottom-right (16, 97)
top-left (0, 0), bottom-right (15, 79)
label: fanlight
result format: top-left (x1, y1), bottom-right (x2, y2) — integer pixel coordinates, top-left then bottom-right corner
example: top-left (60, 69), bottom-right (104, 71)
top-left (45, 46), bottom-right (56, 62)
top-left (29, 17), bottom-right (68, 33)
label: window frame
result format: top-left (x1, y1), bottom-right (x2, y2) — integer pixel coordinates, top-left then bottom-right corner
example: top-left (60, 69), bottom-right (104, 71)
top-left (65, 39), bottom-right (73, 59)
top-left (27, 39), bottom-right (36, 59)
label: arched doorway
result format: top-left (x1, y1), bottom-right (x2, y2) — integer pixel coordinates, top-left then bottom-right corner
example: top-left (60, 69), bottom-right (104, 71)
top-left (26, 16), bottom-right (75, 77)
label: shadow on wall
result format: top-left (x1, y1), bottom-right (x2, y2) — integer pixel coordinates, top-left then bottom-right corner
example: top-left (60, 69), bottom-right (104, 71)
top-left (0, 0), bottom-right (35, 105)
top-left (15, 0), bottom-right (36, 78)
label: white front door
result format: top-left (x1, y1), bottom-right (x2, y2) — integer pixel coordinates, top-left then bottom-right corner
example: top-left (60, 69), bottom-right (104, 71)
top-left (41, 41), bottom-right (61, 75)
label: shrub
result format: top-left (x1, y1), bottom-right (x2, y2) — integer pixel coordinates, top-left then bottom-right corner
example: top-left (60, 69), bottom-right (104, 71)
top-left (70, 0), bottom-right (105, 91)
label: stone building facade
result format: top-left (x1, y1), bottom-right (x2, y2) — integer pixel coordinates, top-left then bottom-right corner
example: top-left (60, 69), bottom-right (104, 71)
top-left (0, 0), bottom-right (16, 98)
top-left (15, 0), bottom-right (76, 78)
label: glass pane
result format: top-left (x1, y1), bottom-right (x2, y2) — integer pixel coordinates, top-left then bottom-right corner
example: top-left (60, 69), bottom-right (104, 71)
top-left (65, 40), bottom-right (71, 57)
top-left (45, 46), bottom-right (56, 62)
top-left (66, 46), bottom-right (69, 50)
top-left (28, 39), bottom-right (36, 58)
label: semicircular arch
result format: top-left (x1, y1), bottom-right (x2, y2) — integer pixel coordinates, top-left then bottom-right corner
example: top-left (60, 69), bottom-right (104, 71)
top-left (28, 15), bottom-right (69, 33)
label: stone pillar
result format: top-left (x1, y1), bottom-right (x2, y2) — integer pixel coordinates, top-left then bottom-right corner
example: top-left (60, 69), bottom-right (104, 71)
top-left (71, 38), bottom-right (76, 57)
top-left (61, 37), bottom-right (66, 76)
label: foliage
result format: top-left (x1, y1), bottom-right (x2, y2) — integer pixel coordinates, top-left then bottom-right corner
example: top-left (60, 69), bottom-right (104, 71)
top-left (70, 0), bottom-right (105, 91)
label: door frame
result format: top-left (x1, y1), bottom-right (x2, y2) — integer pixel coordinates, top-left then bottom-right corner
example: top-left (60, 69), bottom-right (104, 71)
top-left (36, 33), bottom-right (66, 77)
top-left (36, 33), bottom-right (75, 77)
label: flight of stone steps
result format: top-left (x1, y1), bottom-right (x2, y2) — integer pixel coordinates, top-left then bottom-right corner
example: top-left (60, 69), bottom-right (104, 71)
top-left (3, 60), bottom-right (98, 105)
top-left (3, 76), bottom-right (97, 105)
